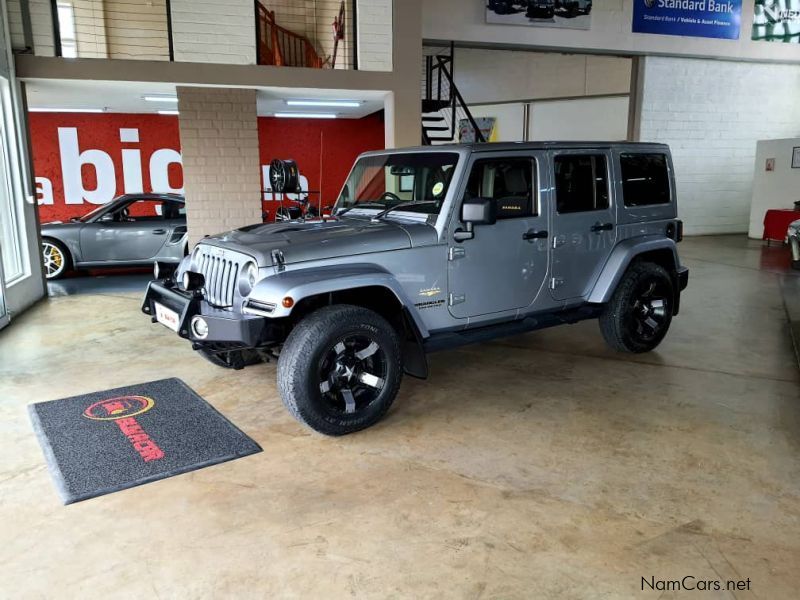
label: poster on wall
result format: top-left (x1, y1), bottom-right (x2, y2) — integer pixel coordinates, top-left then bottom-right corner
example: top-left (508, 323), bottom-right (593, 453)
top-left (486, 1), bottom-right (592, 31)
top-left (632, 0), bottom-right (742, 40)
top-left (29, 113), bottom-right (385, 223)
top-left (752, 0), bottom-right (800, 43)
top-left (459, 117), bottom-right (497, 143)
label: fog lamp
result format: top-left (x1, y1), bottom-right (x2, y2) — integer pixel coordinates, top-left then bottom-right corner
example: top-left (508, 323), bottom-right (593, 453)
top-left (182, 271), bottom-right (205, 291)
top-left (153, 261), bottom-right (176, 280)
top-left (191, 316), bottom-right (209, 339)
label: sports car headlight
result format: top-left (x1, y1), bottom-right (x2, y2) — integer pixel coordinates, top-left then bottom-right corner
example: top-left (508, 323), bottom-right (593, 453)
top-left (239, 262), bottom-right (259, 296)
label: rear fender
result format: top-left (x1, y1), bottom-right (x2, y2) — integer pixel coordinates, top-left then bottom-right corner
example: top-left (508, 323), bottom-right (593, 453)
top-left (588, 236), bottom-right (680, 305)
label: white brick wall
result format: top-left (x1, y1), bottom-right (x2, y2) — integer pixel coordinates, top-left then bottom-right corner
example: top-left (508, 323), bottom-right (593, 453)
top-left (170, 0), bottom-right (256, 64)
top-left (177, 87), bottom-right (263, 246)
top-left (638, 56), bottom-right (800, 236)
top-left (357, 0), bottom-right (392, 72)
top-left (6, 0), bottom-right (26, 49)
top-left (28, 0), bottom-right (55, 56)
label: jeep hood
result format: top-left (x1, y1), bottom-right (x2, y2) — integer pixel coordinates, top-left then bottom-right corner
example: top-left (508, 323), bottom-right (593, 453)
top-left (199, 217), bottom-right (437, 266)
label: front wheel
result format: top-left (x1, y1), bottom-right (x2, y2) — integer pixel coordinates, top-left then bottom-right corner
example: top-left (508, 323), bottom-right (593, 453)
top-left (277, 305), bottom-right (403, 436)
top-left (599, 261), bottom-right (674, 353)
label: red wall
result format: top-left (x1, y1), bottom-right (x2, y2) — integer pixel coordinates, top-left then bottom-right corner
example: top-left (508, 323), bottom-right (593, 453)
top-left (30, 112), bottom-right (385, 223)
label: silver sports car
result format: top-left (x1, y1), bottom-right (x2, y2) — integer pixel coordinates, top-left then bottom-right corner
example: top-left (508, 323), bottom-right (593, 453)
top-left (40, 193), bottom-right (187, 279)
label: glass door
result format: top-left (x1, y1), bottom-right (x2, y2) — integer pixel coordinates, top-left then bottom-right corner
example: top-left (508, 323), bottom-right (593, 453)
top-left (0, 246), bottom-right (8, 330)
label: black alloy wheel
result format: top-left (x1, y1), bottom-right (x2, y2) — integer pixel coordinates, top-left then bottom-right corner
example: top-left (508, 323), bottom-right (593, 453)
top-left (318, 335), bottom-right (388, 416)
top-left (600, 261), bottom-right (675, 353)
top-left (277, 304), bottom-right (403, 435)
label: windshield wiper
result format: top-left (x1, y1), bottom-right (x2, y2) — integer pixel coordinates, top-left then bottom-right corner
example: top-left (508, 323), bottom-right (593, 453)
top-left (335, 202), bottom-right (386, 217)
top-left (373, 201), bottom-right (439, 220)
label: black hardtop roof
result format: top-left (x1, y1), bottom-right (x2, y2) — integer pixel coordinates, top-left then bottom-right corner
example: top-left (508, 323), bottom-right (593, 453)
top-left (434, 141), bottom-right (670, 153)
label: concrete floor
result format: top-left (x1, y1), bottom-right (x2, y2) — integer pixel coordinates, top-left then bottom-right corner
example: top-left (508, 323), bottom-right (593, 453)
top-left (1, 235), bottom-right (799, 598)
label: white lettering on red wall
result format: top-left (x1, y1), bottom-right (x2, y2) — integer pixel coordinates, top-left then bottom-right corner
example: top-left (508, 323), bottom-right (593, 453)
top-left (30, 112), bottom-right (385, 223)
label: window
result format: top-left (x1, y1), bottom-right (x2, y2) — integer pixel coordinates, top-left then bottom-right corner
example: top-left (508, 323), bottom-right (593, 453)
top-left (56, 2), bottom-right (78, 58)
top-left (115, 200), bottom-right (183, 221)
top-left (554, 155), bottom-right (609, 214)
top-left (0, 78), bottom-right (25, 284)
top-left (464, 158), bottom-right (535, 219)
top-left (620, 153), bottom-right (671, 207)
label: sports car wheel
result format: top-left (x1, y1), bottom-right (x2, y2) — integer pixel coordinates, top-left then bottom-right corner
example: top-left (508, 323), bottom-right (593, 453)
top-left (277, 305), bottom-right (403, 436)
top-left (42, 239), bottom-right (70, 279)
top-left (599, 261), bottom-right (674, 353)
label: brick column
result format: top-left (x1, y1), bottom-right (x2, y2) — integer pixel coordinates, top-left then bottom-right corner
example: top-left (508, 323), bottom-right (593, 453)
top-left (176, 87), bottom-right (262, 247)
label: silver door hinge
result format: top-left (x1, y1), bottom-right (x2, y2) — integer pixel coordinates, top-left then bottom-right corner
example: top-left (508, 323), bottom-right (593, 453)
top-left (550, 277), bottom-right (565, 290)
top-left (448, 247), bottom-right (466, 261)
top-left (553, 235), bottom-right (567, 248)
top-left (449, 293), bottom-right (466, 306)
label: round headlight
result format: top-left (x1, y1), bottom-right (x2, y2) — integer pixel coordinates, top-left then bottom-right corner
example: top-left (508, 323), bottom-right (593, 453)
top-left (239, 262), bottom-right (258, 296)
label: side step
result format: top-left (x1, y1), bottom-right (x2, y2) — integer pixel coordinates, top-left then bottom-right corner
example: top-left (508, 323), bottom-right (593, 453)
top-left (423, 307), bottom-right (601, 353)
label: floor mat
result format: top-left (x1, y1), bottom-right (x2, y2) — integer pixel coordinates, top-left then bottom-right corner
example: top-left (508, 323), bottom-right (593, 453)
top-left (28, 378), bottom-right (261, 504)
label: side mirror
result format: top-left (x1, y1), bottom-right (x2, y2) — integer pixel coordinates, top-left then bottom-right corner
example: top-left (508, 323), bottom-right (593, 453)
top-left (454, 197), bottom-right (496, 242)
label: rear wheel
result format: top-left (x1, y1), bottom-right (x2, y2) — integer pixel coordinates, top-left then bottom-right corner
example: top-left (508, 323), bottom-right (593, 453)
top-left (42, 239), bottom-right (70, 279)
top-left (277, 305), bottom-right (403, 436)
top-left (599, 261), bottom-right (674, 353)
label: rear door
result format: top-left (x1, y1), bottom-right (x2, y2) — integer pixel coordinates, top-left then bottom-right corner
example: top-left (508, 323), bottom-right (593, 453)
top-left (549, 149), bottom-right (617, 301)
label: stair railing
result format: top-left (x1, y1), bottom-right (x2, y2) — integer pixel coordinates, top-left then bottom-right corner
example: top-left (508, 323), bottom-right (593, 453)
top-left (256, 1), bottom-right (324, 68)
top-left (423, 42), bottom-right (485, 144)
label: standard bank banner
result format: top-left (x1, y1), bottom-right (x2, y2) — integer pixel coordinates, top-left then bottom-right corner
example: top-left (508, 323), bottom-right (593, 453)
top-left (632, 0), bottom-right (742, 40)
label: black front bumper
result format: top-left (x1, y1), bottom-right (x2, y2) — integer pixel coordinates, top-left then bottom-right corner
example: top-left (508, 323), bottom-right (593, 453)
top-left (677, 266), bottom-right (689, 291)
top-left (141, 280), bottom-right (268, 347)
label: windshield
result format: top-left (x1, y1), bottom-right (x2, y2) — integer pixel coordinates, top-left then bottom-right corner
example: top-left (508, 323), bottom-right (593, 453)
top-left (335, 152), bottom-right (459, 216)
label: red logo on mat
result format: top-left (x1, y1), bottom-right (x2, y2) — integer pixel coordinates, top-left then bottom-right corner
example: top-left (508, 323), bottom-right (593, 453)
top-left (83, 396), bottom-right (164, 463)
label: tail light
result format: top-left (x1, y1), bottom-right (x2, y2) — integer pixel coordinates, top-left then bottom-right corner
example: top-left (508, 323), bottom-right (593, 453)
top-left (666, 220), bottom-right (683, 242)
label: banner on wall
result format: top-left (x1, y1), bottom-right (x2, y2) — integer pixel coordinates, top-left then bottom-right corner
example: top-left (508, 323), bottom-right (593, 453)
top-left (486, 1), bottom-right (591, 31)
top-left (752, 0), bottom-right (800, 43)
top-left (632, 0), bottom-right (742, 40)
top-left (30, 113), bottom-right (385, 223)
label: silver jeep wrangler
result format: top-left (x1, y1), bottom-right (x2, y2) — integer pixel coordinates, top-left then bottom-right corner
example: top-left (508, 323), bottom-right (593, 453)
top-left (143, 142), bottom-right (688, 435)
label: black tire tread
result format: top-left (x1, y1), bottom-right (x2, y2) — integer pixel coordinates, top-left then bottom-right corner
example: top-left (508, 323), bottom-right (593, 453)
top-left (277, 304), bottom-right (403, 435)
top-left (599, 261), bottom-right (673, 353)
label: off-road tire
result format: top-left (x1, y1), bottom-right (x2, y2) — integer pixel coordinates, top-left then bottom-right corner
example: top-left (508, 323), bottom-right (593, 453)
top-left (277, 305), bottom-right (403, 436)
top-left (599, 261), bottom-right (674, 353)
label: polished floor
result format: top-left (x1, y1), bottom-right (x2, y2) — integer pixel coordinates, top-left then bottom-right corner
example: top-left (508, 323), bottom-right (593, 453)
top-left (1, 235), bottom-right (799, 599)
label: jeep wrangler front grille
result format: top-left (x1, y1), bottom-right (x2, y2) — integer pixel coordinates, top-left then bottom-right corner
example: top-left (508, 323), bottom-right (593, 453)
top-left (194, 248), bottom-right (247, 308)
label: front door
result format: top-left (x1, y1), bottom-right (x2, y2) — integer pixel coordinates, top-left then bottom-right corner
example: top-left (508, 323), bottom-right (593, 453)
top-left (549, 150), bottom-right (617, 301)
top-left (447, 152), bottom-right (549, 319)
top-left (80, 199), bottom-right (178, 262)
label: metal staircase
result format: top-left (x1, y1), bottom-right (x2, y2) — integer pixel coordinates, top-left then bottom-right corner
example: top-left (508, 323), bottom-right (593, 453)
top-left (422, 43), bottom-right (486, 145)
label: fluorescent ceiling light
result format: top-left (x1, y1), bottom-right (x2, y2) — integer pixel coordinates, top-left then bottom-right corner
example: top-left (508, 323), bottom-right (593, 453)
top-left (29, 107), bottom-right (104, 113)
top-left (158, 110), bottom-right (179, 115)
top-left (275, 112), bottom-right (337, 119)
top-left (286, 100), bottom-right (361, 108)
top-left (143, 95), bottom-right (179, 103)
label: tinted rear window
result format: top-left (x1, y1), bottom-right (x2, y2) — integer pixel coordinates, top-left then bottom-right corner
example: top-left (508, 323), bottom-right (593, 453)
top-left (620, 154), bottom-right (671, 207)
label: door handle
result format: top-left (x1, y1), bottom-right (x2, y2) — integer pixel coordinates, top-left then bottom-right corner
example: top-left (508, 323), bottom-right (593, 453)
top-left (522, 229), bottom-right (548, 241)
top-left (152, 229), bottom-right (167, 235)
top-left (590, 222), bottom-right (614, 233)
